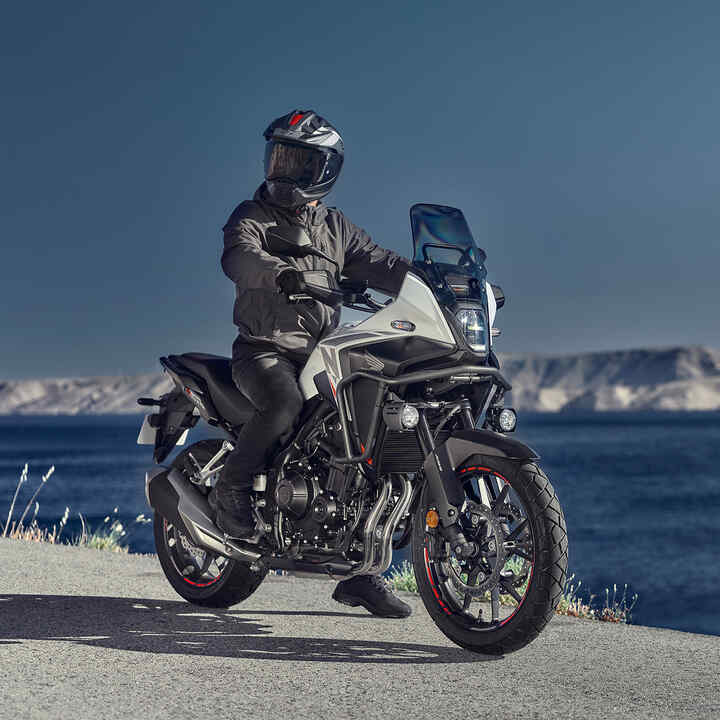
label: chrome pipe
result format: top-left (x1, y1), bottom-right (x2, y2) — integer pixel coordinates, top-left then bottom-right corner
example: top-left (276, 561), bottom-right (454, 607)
top-left (376, 476), bottom-right (414, 575)
top-left (350, 478), bottom-right (392, 577)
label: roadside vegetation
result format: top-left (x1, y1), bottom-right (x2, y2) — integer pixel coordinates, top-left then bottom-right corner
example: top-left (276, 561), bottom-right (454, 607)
top-left (2, 463), bottom-right (149, 553)
top-left (387, 559), bottom-right (638, 625)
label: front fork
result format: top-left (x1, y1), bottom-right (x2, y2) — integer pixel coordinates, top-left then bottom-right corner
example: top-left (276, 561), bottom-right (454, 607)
top-left (417, 404), bottom-right (477, 558)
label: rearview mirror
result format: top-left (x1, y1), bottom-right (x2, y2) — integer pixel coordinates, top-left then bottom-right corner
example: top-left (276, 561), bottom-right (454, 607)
top-left (265, 224), bottom-right (340, 270)
top-left (491, 284), bottom-right (505, 309)
top-left (265, 225), bottom-right (313, 258)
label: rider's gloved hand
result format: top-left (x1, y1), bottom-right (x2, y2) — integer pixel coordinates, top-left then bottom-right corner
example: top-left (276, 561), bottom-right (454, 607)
top-left (276, 268), bottom-right (305, 297)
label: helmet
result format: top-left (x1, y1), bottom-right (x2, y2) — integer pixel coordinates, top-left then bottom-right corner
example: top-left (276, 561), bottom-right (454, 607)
top-left (262, 110), bottom-right (344, 209)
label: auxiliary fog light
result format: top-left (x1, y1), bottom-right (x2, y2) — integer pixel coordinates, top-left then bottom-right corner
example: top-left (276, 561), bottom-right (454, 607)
top-left (400, 404), bottom-right (420, 429)
top-left (498, 408), bottom-right (517, 432)
top-left (383, 401), bottom-right (420, 431)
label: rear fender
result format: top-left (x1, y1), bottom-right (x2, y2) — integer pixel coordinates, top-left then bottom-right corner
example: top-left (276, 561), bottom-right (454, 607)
top-left (149, 388), bottom-right (199, 463)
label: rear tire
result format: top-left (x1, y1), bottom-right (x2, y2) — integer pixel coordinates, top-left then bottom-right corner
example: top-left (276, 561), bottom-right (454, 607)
top-left (153, 440), bottom-right (267, 608)
top-left (412, 460), bottom-right (567, 655)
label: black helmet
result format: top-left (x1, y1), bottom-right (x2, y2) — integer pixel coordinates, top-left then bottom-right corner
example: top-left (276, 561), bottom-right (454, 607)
top-left (262, 109), bottom-right (344, 209)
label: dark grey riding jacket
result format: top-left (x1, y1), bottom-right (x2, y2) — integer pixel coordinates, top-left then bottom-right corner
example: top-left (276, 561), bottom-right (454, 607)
top-left (222, 184), bottom-right (412, 366)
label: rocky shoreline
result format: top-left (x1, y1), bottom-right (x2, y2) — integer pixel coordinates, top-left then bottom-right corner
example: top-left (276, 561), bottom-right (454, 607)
top-left (1, 345), bottom-right (719, 414)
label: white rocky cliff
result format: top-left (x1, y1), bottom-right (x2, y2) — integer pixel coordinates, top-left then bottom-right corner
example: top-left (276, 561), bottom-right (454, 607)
top-left (1, 346), bottom-right (719, 414)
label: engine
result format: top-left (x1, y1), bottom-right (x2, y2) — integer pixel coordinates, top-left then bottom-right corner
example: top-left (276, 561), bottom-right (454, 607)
top-left (273, 448), bottom-right (363, 556)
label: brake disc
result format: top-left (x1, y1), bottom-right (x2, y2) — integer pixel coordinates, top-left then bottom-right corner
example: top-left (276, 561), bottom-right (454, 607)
top-left (178, 529), bottom-right (206, 565)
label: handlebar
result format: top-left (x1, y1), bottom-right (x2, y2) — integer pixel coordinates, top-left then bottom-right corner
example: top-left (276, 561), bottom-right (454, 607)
top-left (285, 276), bottom-right (385, 313)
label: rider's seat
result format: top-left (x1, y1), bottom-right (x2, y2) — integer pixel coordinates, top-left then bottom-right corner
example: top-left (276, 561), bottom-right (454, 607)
top-left (168, 353), bottom-right (255, 427)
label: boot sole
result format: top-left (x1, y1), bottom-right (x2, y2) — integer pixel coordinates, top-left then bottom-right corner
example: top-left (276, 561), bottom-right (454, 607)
top-left (332, 592), bottom-right (411, 619)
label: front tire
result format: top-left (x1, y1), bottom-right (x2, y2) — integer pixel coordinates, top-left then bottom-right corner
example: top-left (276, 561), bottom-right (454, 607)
top-left (412, 460), bottom-right (568, 655)
top-left (153, 440), bottom-right (267, 608)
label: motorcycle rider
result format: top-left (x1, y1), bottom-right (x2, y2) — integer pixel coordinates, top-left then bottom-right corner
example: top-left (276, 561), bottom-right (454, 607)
top-left (216, 110), bottom-right (413, 617)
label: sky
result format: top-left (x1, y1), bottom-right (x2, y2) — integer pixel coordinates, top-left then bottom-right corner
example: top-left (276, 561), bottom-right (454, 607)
top-left (2, 1), bottom-right (719, 379)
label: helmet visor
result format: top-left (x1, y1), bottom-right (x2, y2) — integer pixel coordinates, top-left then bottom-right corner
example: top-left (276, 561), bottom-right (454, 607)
top-left (264, 141), bottom-right (342, 189)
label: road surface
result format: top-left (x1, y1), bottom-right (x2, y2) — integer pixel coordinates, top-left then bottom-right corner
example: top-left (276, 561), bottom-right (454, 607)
top-left (1, 539), bottom-right (718, 719)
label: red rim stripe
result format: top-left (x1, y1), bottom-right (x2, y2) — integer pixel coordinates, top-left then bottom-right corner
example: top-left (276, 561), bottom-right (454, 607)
top-left (458, 465), bottom-right (508, 484)
top-left (424, 545), bottom-right (452, 615)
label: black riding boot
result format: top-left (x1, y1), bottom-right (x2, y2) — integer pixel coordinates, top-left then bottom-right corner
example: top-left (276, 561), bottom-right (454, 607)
top-left (332, 575), bottom-right (412, 618)
top-left (212, 481), bottom-right (255, 538)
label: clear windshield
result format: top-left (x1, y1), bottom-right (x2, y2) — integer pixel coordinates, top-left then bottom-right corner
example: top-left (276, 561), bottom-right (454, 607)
top-left (410, 203), bottom-right (487, 303)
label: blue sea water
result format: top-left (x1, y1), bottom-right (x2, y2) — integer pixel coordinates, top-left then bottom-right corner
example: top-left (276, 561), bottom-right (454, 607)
top-left (1, 412), bottom-right (718, 637)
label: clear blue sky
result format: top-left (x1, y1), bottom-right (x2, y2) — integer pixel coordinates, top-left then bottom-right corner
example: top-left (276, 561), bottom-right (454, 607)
top-left (2, 1), bottom-right (719, 379)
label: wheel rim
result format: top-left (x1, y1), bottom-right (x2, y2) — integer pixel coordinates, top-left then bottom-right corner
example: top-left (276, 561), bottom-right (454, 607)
top-left (422, 468), bottom-right (536, 630)
top-left (163, 519), bottom-right (229, 587)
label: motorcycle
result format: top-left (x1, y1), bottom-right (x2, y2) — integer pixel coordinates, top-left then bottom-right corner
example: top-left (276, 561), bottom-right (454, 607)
top-left (137, 203), bottom-right (568, 655)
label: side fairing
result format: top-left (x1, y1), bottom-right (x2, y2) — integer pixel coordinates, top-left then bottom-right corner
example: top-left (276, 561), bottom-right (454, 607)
top-left (298, 272), bottom-right (456, 399)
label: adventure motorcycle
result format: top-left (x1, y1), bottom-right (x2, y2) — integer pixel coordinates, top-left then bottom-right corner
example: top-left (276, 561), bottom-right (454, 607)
top-left (137, 203), bottom-right (568, 655)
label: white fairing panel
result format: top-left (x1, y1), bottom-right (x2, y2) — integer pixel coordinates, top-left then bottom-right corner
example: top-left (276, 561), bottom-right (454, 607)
top-left (298, 272), bottom-right (455, 399)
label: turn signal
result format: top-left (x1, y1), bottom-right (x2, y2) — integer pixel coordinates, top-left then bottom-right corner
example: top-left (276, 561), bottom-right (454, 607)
top-left (426, 509), bottom-right (440, 528)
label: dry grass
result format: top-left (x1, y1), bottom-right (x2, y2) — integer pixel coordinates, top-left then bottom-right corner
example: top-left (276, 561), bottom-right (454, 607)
top-left (2, 463), bottom-right (150, 553)
top-left (387, 561), bottom-right (638, 624)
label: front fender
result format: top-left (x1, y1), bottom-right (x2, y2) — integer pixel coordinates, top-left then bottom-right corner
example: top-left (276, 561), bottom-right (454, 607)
top-left (418, 429), bottom-right (539, 517)
top-left (437, 429), bottom-right (539, 471)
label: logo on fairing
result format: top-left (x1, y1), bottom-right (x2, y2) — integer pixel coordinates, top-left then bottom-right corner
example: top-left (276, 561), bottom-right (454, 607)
top-left (363, 351), bottom-right (384, 372)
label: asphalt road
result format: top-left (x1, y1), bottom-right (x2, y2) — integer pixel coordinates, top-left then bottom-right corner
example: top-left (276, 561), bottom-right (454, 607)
top-left (1, 539), bottom-right (718, 720)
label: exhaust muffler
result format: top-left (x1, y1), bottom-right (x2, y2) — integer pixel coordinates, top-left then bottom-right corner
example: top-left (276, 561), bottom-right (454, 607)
top-left (146, 467), bottom-right (261, 563)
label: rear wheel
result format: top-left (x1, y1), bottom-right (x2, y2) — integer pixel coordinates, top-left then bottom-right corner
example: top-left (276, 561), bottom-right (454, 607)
top-left (153, 440), bottom-right (267, 608)
top-left (412, 459), bottom-right (567, 654)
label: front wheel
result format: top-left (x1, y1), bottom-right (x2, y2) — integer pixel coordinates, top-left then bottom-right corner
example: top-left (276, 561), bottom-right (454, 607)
top-left (153, 440), bottom-right (267, 608)
top-left (412, 460), bottom-right (568, 655)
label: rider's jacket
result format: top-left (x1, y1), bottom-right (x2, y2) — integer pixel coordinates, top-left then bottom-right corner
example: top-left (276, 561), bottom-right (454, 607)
top-left (222, 184), bottom-right (412, 366)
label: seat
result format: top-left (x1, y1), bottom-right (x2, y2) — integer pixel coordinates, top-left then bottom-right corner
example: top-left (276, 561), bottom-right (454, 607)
top-left (169, 353), bottom-right (255, 427)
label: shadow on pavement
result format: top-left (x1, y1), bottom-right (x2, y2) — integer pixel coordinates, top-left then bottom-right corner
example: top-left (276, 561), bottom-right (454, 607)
top-left (0, 594), bottom-right (496, 663)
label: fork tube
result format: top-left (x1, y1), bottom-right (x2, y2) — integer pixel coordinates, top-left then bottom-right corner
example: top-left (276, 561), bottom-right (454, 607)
top-left (417, 412), bottom-right (464, 519)
top-left (417, 411), bottom-right (476, 558)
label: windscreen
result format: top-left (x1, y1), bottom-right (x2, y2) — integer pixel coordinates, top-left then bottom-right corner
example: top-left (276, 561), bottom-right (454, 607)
top-left (410, 203), bottom-right (487, 303)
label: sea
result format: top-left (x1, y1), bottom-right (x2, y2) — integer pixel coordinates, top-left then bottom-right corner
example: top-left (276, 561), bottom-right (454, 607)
top-left (1, 412), bottom-right (718, 637)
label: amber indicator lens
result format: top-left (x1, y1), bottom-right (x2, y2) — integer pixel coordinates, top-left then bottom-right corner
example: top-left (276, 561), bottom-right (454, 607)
top-left (391, 320), bottom-right (416, 332)
top-left (426, 509), bottom-right (440, 528)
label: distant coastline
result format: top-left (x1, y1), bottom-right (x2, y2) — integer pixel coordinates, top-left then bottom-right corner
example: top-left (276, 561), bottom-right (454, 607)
top-left (1, 345), bottom-right (719, 414)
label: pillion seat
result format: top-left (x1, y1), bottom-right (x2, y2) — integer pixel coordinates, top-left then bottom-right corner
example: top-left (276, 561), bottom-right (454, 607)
top-left (168, 352), bottom-right (255, 427)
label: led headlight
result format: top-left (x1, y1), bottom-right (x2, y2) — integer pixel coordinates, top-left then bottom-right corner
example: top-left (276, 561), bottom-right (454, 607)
top-left (383, 402), bottom-right (420, 430)
top-left (455, 308), bottom-right (489, 354)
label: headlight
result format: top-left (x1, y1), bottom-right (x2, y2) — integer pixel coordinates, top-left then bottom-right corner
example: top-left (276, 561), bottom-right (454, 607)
top-left (455, 308), bottom-right (489, 354)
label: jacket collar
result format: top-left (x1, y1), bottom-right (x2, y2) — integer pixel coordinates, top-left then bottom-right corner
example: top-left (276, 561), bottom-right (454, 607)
top-left (254, 183), bottom-right (328, 226)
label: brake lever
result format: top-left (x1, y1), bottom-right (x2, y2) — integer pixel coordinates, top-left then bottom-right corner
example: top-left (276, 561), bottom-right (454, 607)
top-left (288, 294), bottom-right (312, 302)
